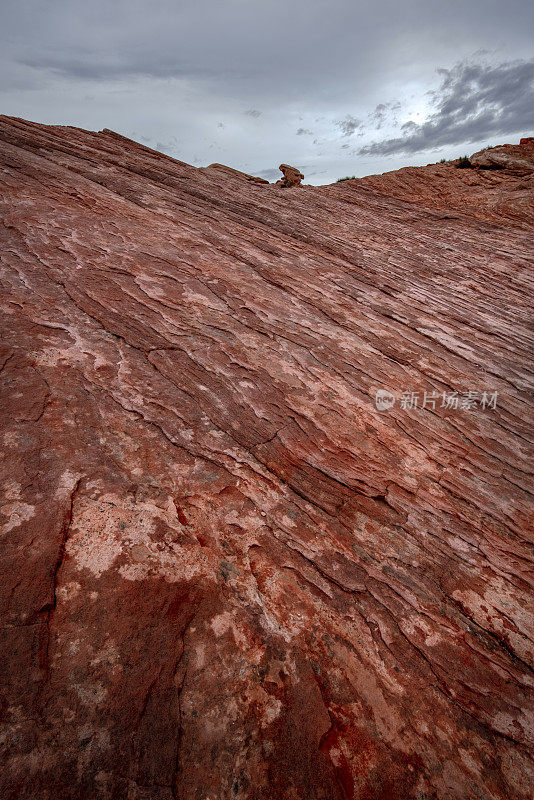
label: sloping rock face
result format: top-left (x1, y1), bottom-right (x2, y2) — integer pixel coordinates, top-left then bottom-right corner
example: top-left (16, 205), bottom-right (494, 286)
top-left (330, 137), bottom-right (534, 229)
top-left (0, 116), bottom-right (533, 800)
top-left (203, 164), bottom-right (270, 184)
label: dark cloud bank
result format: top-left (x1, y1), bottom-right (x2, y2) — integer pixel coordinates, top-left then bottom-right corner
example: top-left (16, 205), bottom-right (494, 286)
top-left (1, 0), bottom-right (533, 182)
top-left (360, 59), bottom-right (534, 156)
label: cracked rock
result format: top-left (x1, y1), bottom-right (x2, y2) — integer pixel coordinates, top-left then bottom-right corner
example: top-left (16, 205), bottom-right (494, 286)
top-left (0, 116), bottom-right (532, 800)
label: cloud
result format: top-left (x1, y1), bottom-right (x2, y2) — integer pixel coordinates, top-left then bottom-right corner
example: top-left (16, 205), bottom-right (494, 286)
top-left (1, 1), bottom-right (534, 185)
top-left (359, 58), bottom-right (534, 156)
top-left (335, 114), bottom-right (362, 137)
top-left (245, 109), bottom-right (261, 117)
top-left (368, 101), bottom-right (401, 129)
top-left (296, 127), bottom-right (313, 135)
top-left (154, 134), bottom-right (180, 154)
top-left (256, 168), bottom-right (281, 179)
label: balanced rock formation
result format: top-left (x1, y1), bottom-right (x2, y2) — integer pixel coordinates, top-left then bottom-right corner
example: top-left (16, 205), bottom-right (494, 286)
top-left (0, 116), bottom-right (532, 800)
top-left (277, 162), bottom-right (304, 187)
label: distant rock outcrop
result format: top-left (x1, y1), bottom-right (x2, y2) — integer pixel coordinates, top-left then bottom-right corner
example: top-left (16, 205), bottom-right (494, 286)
top-left (470, 137), bottom-right (534, 174)
top-left (277, 162), bottom-right (304, 187)
top-left (330, 137), bottom-right (534, 229)
top-left (0, 116), bottom-right (532, 800)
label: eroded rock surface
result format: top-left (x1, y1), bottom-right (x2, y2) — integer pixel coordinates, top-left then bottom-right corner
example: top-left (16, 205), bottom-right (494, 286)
top-left (470, 138), bottom-right (534, 174)
top-left (204, 163), bottom-right (270, 184)
top-left (0, 116), bottom-right (533, 800)
top-left (331, 137), bottom-right (534, 229)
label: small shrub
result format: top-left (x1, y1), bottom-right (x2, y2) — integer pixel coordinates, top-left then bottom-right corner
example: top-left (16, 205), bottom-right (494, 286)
top-left (336, 175), bottom-right (356, 182)
top-left (456, 156), bottom-right (472, 169)
top-left (439, 158), bottom-right (447, 163)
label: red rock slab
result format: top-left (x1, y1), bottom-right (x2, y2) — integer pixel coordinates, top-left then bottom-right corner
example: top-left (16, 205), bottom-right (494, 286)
top-left (0, 115), bottom-right (533, 800)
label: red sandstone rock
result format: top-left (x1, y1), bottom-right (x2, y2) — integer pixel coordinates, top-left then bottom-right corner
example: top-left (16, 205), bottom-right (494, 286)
top-left (470, 138), bottom-right (534, 174)
top-left (0, 116), bottom-right (533, 800)
top-left (204, 163), bottom-right (270, 184)
top-left (277, 163), bottom-right (304, 187)
top-left (330, 137), bottom-right (534, 229)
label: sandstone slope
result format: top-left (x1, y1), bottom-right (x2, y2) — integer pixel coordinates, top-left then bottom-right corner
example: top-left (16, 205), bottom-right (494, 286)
top-left (0, 116), bottom-right (533, 800)
top-left (326, 138), bottom-right (534, 230)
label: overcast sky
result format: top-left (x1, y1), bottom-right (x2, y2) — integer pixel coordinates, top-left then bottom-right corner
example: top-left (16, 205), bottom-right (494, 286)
top-left (1, 0), bottom-right (533, 184)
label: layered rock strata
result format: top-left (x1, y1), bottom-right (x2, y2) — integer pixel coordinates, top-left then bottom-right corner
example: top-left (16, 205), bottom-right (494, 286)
top-left (0, 117), bottom-right (533, 800)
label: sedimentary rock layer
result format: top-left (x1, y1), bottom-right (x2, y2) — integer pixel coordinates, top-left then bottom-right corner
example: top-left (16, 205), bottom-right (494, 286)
top-left (0, 116), bottom-right (532, 799)
top-left (329, 138), bottom-right (534, 230)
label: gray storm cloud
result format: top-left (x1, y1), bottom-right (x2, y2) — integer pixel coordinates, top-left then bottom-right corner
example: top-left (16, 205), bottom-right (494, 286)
top-left (336, 115), bottom-right (362, 137)
top-left (1, 0), bottom-right (533, 183)
top-left (359, 59), bottom-right (534, 156)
